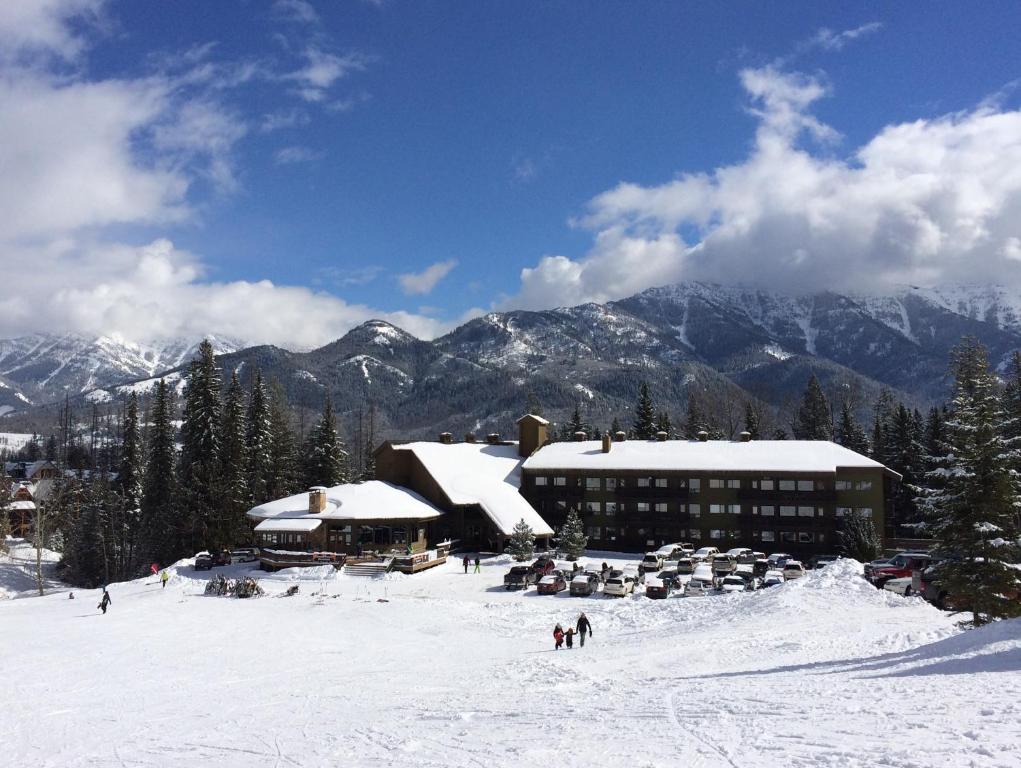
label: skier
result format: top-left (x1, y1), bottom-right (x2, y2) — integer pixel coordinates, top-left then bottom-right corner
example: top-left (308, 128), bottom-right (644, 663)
top-left (576, 613), bottom-right (592, 647)
top-left (473, 555), bottom-right (481, 574)
top-left (564, 626), bottom-right (575, 649)
top-left (68, 592), bottom-right (74, 600)
top-left (161, 570), bottom-right (169, 589)
top-left (462, 554), bottom-right (470, 574)
top-left (553, 623), bottom-right (564, 650)
top-left (98, 588), bottom-right (112, 615)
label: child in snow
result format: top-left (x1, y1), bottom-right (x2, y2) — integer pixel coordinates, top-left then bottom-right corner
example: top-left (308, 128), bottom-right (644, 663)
top-left (564, 626), bottom-right (575, 649)
top-left (553, 623), bottom-right (564, 650)
top-left (98, 588), bottom-right (111, 615)
top-left (161, 570), bottom-right (169, 589)
top-left (473, 556), bottom-right (481, 573)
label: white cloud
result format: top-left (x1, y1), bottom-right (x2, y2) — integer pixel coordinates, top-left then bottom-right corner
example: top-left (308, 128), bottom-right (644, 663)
top-left (287, 48), bottom-right (371, 103)
top-left (398, 260), bottom-right (458, 295)
top-left (0, 0), bottom-right (104, 63)
top-left (810, 22), bottom-right (883, 52)
top-left (272, 0), bottom-right (320, 25)
top-left (504, 66), bottom-right (1021, 309)
top-left (273, 144), bottom-right (322, 165)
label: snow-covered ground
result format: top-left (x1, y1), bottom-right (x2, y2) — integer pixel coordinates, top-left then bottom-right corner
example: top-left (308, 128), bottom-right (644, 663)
top-left (1, 552), bottom-right (1018, 767)
top-left (0, 537), bottom-right (61, 599)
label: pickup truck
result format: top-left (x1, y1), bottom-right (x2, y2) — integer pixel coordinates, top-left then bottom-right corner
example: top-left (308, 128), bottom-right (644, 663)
top-left (503, 566), bottom-right (537, 590)
top-left (870, 553), bottom-right (933, 589)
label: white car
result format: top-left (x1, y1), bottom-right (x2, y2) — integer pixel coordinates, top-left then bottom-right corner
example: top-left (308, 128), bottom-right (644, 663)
top-left (762, 569), bottom-right (786, 587)
top-left (654, 543), bottom-right (685, 560)
top-left (684, 577), bottom-right (713, 597)
top-left (691, 563), bottom-right (714, 583)
top-left (692, 546), bottom-right (719, 563)
top-left (782, 561), bottom-right (806, 580)
top-left (604, 574), bottom-right (636, 597)
top-left (725, 547), bottom-right (753, 560)
top-left (640, 552), bottom-right (664, 573)
top-left (883, 576), bottom-right (914, 597)
top-left (720, 575), bottom-right (747, 593)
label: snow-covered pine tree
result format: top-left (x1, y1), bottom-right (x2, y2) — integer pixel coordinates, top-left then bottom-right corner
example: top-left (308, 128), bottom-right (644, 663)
top-left (632, 382), bottom-right (656, 439)
top-left (563, 402), bottom-right (588, 440)
top-left (219, 372), bottom-right (250, 546)
top-left (117, 392), bottom-right (144, 574)
top-left (885, 404), bottom-right (925, 530)
top-left (266, 381), bottom-right (300, 499)
top-left (835, 401), bottom-right (870, 455)
top-left (921, 339), bottom-right (1021, 627)
top-left (304, 396), bottom-right (349, 487)
top-left (179, 340), bottom-right (222, 552)
top-left (793, 373), bottom-right (832, 440)
top-left (683, 395), bottom-right (706, 439)
top-left (743, 402), bottom-right (761, 440)
top-left (870, 389), bottom-right (896, 462)
top-left (655, 412), bottom-right (673, 437)
top-left (245, 370), bottom-right (273, 506)
top-left (558, 507), bottom-right (588, 560)
top-left (1000, 351), bottom-right (1021, 533)
top-left (506, 518), bottom-right (536, 561)
top-left (839, 508), bottom-right (882, 562)
top-left (141, 379), bottom-right (180, 568)
top-left (609, 416), bottom-right (622, 436)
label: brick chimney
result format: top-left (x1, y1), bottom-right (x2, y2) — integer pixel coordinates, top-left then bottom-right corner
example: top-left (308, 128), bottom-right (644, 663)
top-left (697, 430), bottom-right (709, 442)
top-left (308, 487), bottom-right (327, 514)
top-left (439, 432), bottom-right (453, 444)
top-left (656, 431), bottom-right (668, 442)
top-left (738, 431), bottom-right (752, 442)
top-left (601, 434), bottom-right (612, 453)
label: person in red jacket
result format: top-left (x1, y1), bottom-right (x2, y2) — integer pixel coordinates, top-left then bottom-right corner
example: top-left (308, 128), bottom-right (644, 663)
top-left (553, 623), bottom-right (564, 650)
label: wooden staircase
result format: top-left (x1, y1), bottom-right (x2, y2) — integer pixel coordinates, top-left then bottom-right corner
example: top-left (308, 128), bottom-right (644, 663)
top-left (343, 557), bottom-right (394, 577)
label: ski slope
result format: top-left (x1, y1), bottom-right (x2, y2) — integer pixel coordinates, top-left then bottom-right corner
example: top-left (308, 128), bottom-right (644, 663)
top-left (1, 553), bottom-right (1018, 767)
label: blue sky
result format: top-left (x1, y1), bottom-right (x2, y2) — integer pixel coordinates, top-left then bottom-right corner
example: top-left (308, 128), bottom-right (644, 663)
top-left (1, 1), bottom-right (1020, 347)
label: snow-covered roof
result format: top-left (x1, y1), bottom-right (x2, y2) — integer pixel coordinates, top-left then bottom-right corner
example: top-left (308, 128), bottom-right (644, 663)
top-left (247, 480), bottom-right (442, 524)
top-left (522, 439), bottom-right (895, 476)
top-left (392, 442), bottom-right (554, 537)
top-left (516, 414), bottom-right (550, 425)
top-left (254, 518), bottom-right (323, 532)
top-left (6, 500), bottom-right (35, 511)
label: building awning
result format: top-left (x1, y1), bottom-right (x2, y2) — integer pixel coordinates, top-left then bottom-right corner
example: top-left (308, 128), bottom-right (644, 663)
top-left (254, 518), bottom-right (323, 533)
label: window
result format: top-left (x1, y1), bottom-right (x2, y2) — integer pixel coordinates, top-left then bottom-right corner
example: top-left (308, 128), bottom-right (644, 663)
top-left (585, 477), bottom-right (601, 490)
top-left (760, 505), bottom-right (775, 517)
top-left (688, 504), bottom-right (701, 517)
top-left (780, 505), bottom-right (796, 517)
top-left (554, 476), bottom-right (567, 487)
top-left (678, 479), bottom-right (688, 489)
top-left (555, 501), bottom-right (567, 512)
top-left (689, 529), bottom-right (702, 540)
top-left (797, 506), bottom-right (814, 517)
top-left (606, 478), bottom-right (617, 491)
top-left (727, 504), bottom-right (741, 515)
top-left (760, 479), bottom-right (775, 491)
top-left (655, 502), bottom-right (668, 513)
top-left (858, 507), bottom-right (873, 518)
top-left (709, 478), bottom-right (724, 489)
top-left (586, 526), bottom-right (602, 539)
top-left (710, 529), bottom-right (724, 540)
top-left (393, 527), bottom-right (408, 545)
top-left (835, 480), bottom-right (851, 491)
top-left (797, 480), bottom-right (814, 492)
top-left (710, 504), bottom-right (724, 514)
top-left (779, 479), bottom-right (796, 491)
top-left (585, 501), bottom-right (601, 513)
top-left (728, 529), bottom-right (742, 540)
top-left (780, 531), bottom-right (797, 543)
top-left (637, 502), bottom-right (650, 512)
top-left (605, 502), bottom-right (617, 516)
top-left (855, 480), bottom-right (873, 491)
top-left (637, 477), bottom-right (651, 487)
top-left (798, 532), bottom-right (815, 543)
top-left (761, 530), bottom-right (775, 542)
top-left (689, 479), bottom-right (701, 493)
top-left (727, 479), bottom-right (741, 489)
top-left (835, 506), bottom-right (851, 517)
top-left (534, 476), bottom-right (548, 486)
top-left (655, 478), bottom-right (668, 488)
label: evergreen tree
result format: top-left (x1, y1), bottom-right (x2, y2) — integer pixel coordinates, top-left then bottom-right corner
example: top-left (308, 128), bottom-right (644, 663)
top-left (632, 382), bottom-right (656, 439)
top-left (219, 372), bottom-right (250, 545)
top-left (117, 393), bottom-right (144, 574)
top-left (793, 374), bottom-right (832, 440)
top-left (525, 390), bottom-right (544, 417)
top-left (558, 507), bottom-right (588, 561)
top-left (178, 340), bottom-right (222, 551)
top-left (564, 402), bottom-right (589, 439)
top-left (870, 389), bottom-right (896, 462)
top-left (506, 518), bottom-right (536, 562)
top-left (609, 417), bottom-right (622, 436)
top-left (44, 435), bottom-right (58, 462)
top-left (743, 403), bottom-right (761, 440)
top-left (885, 404), bottom-right (925, 529)
top-left (839, 509), bottom-right (882, 562)
top-left (835, 401), bottom-right (870, 455)
top-left (266, 381), bottom-right (299, 500)
top-left (654, 412), bottom-right (673, 437)
top-left (245, 371), bottom-right (273, 505)
top-left (60, 477), bottom-right (114, 588)
top-left (920, 339), bottom-right (1021, 627)
top-left (772, 427), bottom-right (789, 440)
top-left (684, 396), bottom-right (706, 439)
top-left (304, 397), bottom-right (349, 487)
top-left (1001, 351), bottom-right (1021, 533)
top-left (140, 380), bottom-right (179, 568)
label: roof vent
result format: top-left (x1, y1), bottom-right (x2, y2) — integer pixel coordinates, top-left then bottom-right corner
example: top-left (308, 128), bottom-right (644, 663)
top-left (655, 431), bottom-right (668, 442)
top-left (464, 432), bottom-right (476, 443)
top-left (601, 434), bottom-right (612, 453)
top-left (486, 433), bottom-right (500, 444)
top-left (614, 431), bottom-right (626, 442)
top-left (573, 430), bottom-right (587, 442)
top-left (439, 432), bottom-right (453, 444)
top-left (696, 430), bottom-right (709, 442)
top-left (738, 431), bottom-right (752, 442)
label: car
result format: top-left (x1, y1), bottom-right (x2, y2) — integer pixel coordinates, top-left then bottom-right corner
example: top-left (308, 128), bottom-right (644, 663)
top-left (530, 556), bottom-right (557, 577)
top-left (230, 548), bottom-right (258, 563)
top-left (883, 576), bottom-right (914, 597)
top-left (808, 554), bottom-right (840, 569)
top-left (212, 549), bottom-right (232, 567)
top-left (536, 571), bottom-right (568, 594)
top-left (194, 551), bottom-right (213, 571)
top-left (871, 553), bottom-right (933, 589)
top-left (684, 578), bottom-right (713, 597)
top-left (711, 554), bottom-right (738, 576)
top-left (583, 562), bottom-right (613, 583)
top-left (725, 548), bottom-right (753, 561)
top-left (503, 565), bottom-right (537, 590)
top-left (863, 551), bottom-right (927, 581)
top-left (644, 576), bottom-right (673, 599)
top-left (604, 573), bottom-right (636, 597)
top-left (782, 561), bottom-right (806, 580)
top-left (691, 563), bottom-right (715, 583)
top-left (639, 553), bottom-right (664, 574)
top-left (735, 563), bottom-right (758, 589)
top-left (692, 546), bottom-right (720, 563)
top-left (654, 543), bottom-right (687, 560)
top-left (570, 572), bottom-right (600, 596)
top-left (752, 558), bottom-right (770, 579)
top-left (720, 575), bottom-right (748, 593)
top-left (762, 569), bottom-right (786, 587)
top-left (655, 569), bottom-right (683, 590)
top-left (766, 552), bottom-right (792, 569)
top-left (675, 557), bottom-right (697, 575)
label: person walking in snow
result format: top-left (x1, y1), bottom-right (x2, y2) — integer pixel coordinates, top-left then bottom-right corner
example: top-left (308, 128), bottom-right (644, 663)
top-left (564, 626), bottom-right (575, 649)
top-left (462, 554), bottom-right (470, 574)
top-left (473, 555), bottom-right (481, 574)
top-left (576, 613), bottom-right (592, 647)
top-left (161, 570), bottom-right (169, 589)
top-left (553, 623), bottom-right (564, 650)
top-left (98, 588), bottom-right (111, 615)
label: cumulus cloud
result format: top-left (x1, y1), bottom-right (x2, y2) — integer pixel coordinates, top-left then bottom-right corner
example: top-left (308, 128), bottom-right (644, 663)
top-left (0, 0), bottom-right (104, 63)
top-left (398, 260), bottom-right (458, 295)
top-left (505, 66), bottom-right (1021, 309)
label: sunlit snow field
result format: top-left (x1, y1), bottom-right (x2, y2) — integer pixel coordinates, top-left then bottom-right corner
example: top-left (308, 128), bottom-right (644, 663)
top-left (1, 549), bottom-right (1019, 767)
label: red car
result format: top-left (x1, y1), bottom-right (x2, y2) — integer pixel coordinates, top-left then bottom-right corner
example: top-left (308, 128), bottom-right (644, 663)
top-left (536, 571), bottom-right (568, 594)
top-left (531, 557), bottom-right (557, 577)
top-left (871, 553), bottom-right (932, 589)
